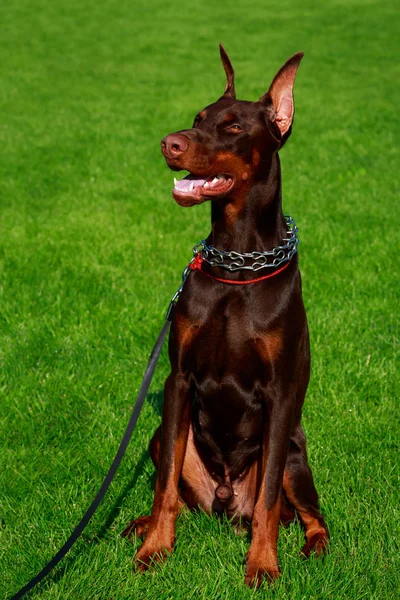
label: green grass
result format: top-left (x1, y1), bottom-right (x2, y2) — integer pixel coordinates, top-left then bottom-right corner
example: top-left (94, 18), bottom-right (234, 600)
top-left (0, 0), bottom-right (399, 598)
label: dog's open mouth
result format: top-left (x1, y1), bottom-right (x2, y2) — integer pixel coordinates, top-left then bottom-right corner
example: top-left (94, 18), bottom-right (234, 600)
top-left (172, 173), bottom-right (234, 204)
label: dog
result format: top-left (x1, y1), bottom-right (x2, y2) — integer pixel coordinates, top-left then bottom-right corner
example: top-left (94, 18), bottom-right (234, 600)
top-left (122, 45), bottom-right (328, 588)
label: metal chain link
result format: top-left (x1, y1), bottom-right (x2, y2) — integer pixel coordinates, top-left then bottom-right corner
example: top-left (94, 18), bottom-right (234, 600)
top-left (197, 215), bottom-right (299, 272)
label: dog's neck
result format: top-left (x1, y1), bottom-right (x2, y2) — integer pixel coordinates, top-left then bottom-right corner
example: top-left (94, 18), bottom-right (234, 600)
top-left (209, 152), bottom-right (287, 253)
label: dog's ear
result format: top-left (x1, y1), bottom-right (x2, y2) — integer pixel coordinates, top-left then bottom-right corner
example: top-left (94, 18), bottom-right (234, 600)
top-left (219, 44), bottom-right (236, 99)
top-left (260, 52), bottom-right (303, 146)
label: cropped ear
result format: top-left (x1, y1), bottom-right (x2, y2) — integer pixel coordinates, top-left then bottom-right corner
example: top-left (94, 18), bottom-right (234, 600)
top-left (260, 52), bottom-right (304, 145)
top-left (219, 44), bottom-right (236, 99)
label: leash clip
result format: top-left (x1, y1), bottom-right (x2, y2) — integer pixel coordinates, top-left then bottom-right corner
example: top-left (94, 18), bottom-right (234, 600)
top-left (166, 241), bottom-right (205, 321)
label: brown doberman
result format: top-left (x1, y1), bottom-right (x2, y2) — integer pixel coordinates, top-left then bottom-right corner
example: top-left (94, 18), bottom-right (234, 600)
top-left (122, 45), bottom-right (329, 588)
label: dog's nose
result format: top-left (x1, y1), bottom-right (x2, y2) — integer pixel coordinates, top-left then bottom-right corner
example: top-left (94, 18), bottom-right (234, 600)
top-left (161, 134), bottom-right (188, 158)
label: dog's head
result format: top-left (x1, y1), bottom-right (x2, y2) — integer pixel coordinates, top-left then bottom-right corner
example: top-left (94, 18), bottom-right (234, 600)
top-left (161, 45), bottom-right (303, 207)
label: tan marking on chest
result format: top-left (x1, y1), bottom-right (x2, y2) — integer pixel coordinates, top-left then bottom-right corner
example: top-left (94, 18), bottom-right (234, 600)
top-left (255, 329), bottom-right (283, 362)
top-left (175, 314), bottom-right (200, 349)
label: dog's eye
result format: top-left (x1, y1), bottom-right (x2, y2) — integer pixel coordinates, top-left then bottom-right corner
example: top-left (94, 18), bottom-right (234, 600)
top-left (227, 124), bottom-right (242, 133)
top-left (193, 116), bottom-right (202, 128)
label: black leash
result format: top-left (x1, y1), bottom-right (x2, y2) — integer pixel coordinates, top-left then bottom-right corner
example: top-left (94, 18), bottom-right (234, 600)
top-left (9, 317), bottom-right (172, 600)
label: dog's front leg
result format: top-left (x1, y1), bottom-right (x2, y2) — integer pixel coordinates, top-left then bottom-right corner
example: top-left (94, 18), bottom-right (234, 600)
top-left (135, 372), bottom-right (190, 570)
top-left (245, 388), bottom-right (294, 588)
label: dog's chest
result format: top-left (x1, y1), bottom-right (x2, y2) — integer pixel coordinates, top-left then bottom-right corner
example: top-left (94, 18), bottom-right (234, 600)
top-left (177, 298), bottom-right (279, 387)
top-left (181, 307), bottom-right (269, 446)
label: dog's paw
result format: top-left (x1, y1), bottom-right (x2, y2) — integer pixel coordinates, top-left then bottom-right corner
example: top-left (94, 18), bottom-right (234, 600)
top-left (134, 540), bottom-right (174, 572)
top-left (301, 530), bottom-right (329, 558)
top-left (244, 561), bottom-right (281, 588)
top-left (121, 515), bottom-right (151, 540)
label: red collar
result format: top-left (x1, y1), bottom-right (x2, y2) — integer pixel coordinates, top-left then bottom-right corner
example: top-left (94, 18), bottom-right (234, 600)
top-left (189, 253), bottom-right (291, 285)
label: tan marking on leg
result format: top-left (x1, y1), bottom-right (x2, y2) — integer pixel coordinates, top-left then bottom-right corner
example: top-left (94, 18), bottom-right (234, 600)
top-left (246, 495), bottom-right (282, 587)
top-left (135, 395), bottom-right (191, 571)
top-left (245, 452), bottom-right (282, 588)
top-left (135, 434), bottom-right (185, 570)
top-left (283, 469), bottom-right (328, 555)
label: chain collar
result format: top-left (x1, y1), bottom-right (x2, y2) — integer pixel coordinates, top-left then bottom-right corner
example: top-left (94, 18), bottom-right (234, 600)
top-left (192, 215), bottom-right (298, 272)
top-left (166, 216), bottom-right (298, 319)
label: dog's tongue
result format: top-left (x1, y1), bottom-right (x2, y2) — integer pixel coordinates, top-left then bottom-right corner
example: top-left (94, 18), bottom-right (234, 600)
top-left (174, 174), bottom-right (207, 192)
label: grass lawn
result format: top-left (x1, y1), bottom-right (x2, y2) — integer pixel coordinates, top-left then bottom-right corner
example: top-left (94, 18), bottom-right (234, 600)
top-left (0, 0), bottom-right (399, 598)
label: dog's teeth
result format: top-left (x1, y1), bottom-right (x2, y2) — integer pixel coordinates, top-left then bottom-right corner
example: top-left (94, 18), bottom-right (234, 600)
top-left (204, 181), bottom-right (209, 188)
top-left (189, 182), bottom-right (194, 192)
top-left (174, 178), bottom-right (177, 186)
top-left (212, 177), bottom-right (219, 184)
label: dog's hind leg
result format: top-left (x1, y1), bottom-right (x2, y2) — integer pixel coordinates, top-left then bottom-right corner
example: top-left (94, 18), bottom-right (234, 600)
top-left (283, 425), bottom-right (329, 557)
